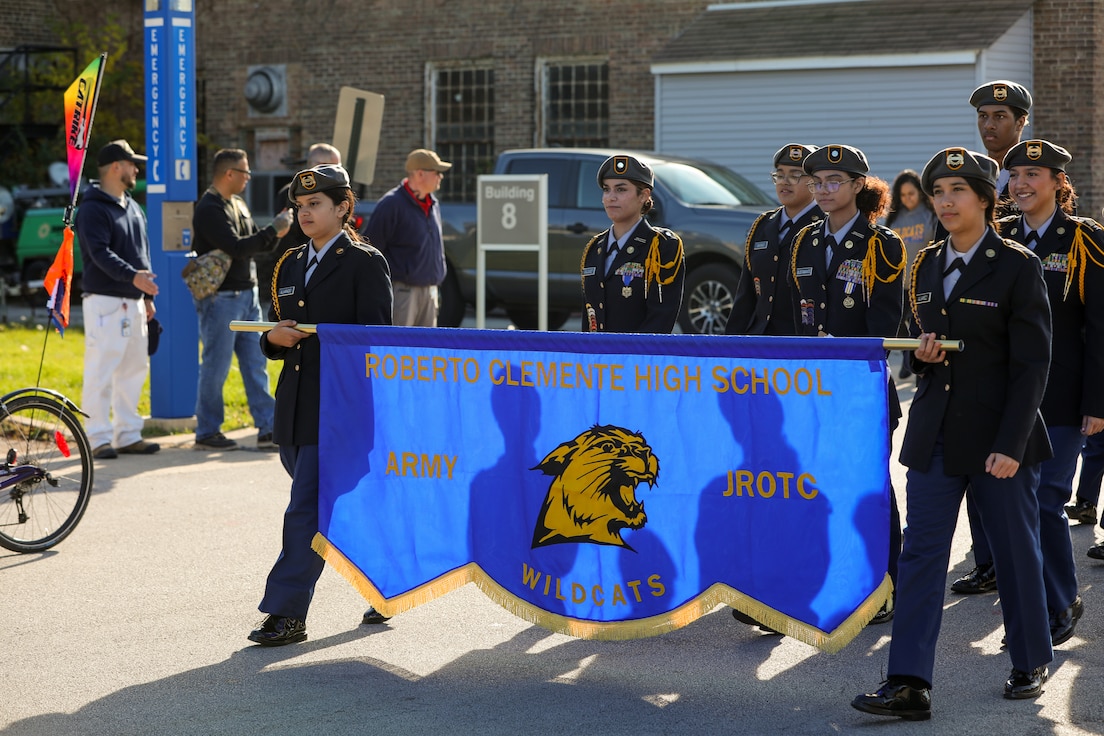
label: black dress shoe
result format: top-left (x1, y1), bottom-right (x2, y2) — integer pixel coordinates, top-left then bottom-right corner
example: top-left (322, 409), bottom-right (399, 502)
top-left (1065, 498), bottom-right (1098, 525)
top-left (950, 563), bottom-right (997, 594)
top-left (247, 614), bottom-right (307, 646)
top-left (871, 594), bottom-right (895, 625)
top-left (361, 606), bottom-right (392, 625)
top-left (852, 681), bottom-right (932, 720)
top-left (1051, 596), bottom-right (1084, 646)
top-left (1088, 544), bottom-right (1104, 560)
top-left (1004, 666), bottom-right (1048, 699)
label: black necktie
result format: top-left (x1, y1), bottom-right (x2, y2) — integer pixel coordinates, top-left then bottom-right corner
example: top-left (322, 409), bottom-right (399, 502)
top-left (605, 242), bottom-right (620, 274)
top-left (824, 234), bottom-right (837, 269)
top-left (306, 256), bottom-right (318, 282)
top-left (778, 219), bottom-right (793, 242)
top-left (1024, 231), bottom-right (1038, 248)
top-left (943, 257), bottom-right (965, 277)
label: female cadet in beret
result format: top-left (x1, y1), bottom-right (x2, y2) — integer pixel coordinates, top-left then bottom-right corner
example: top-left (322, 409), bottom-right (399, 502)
top-left (580, 155), bottom-right (685, 333)
top-left (725, 143), bottom-right (822, 336)
top-left (789, 143), bottom-right (905, 625)
top-left (853, 148), bottom-right (1053, 719)
top-left (247, 164), bottom-right (393, 646)
top-left (999, 140), bottom-right (1104, 626)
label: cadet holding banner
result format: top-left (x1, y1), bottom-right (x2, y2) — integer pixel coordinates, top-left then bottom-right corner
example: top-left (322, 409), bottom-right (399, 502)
top-left (853, 148), bottom-right (1053, 720)
top-left (247, 164), bottom-right (393, 646)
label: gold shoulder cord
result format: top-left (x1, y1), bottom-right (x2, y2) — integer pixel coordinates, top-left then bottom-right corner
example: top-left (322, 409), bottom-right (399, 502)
top-left (1065, 221), bottom-right (1104, 303)
top-left (579, 233), bottom-right (604, 293)
top-left (269, 248), bottom-right (298, 320)
top-left (644, 231), bottom-right (684, 302)
top-left (908, 247), bottom-right (933, 334)
top-left (744, 212), bottom-right (769, 271)
top-left (789, 227), bottom-right (810, 290)
top-left (860, 229), bottom-right (907, 303)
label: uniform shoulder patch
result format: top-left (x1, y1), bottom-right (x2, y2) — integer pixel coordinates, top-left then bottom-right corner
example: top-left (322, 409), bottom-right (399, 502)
top-left (1071, 215), bottom-right (1104, 232)
top-left (1001, 238), bottom-right (1034, 258)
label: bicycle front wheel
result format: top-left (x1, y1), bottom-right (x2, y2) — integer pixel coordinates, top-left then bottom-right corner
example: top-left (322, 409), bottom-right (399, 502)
top-left (0, 394), bottom-right (93, 553)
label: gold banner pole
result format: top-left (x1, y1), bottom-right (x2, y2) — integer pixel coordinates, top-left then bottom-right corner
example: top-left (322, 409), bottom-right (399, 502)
top-left (229, 320), bottom-right (318, 334)
top-left (228, 322), bottom-right (963, 352)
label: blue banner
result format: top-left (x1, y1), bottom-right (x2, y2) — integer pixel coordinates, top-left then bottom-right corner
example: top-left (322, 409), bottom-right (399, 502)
top-left (315, 327), bottom-right (892, 651)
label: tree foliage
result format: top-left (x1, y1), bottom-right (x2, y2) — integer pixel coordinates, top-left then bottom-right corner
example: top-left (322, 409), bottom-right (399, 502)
top-left (0, 8), bottom-right (144, 190)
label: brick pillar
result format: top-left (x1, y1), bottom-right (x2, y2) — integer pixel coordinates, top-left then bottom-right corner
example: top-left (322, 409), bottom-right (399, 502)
top-left (1033, 0), bottom-right (1104, 218)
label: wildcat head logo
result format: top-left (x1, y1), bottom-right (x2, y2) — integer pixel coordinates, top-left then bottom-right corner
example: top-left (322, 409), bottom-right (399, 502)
top-left (531, 425), bottom-right (658, 551)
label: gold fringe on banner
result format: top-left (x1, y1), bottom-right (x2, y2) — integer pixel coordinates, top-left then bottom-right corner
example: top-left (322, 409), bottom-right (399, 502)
top-left (312, 533), bottom-right (892, 652)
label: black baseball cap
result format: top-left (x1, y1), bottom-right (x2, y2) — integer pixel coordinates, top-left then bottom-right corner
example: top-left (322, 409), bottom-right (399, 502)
top-left (97, 139), bottom-right (147, 166)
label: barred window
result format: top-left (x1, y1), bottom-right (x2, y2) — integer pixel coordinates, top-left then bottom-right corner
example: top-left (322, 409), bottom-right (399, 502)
top-left (540, 60), bottom-right (609, 148)
top-left (431, 65), bottom-right (495, 202)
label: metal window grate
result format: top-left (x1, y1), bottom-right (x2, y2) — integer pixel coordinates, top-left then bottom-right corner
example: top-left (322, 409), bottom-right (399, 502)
top-left (544, 62), bottom-right (609, 148)
top-left (433, 66), bottom-right (495, 202)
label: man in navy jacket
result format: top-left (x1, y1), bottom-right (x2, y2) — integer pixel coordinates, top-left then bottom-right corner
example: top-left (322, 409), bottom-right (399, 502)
top-left (364, 149), bottom-right (450, 326)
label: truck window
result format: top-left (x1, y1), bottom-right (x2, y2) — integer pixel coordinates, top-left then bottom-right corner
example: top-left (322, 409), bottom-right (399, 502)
top-left (651, 162), bottom-right (771, 207)
top-left (575, 160), bottom-right (603, 210)
top-left (502, 158), bottom-right (570, 208)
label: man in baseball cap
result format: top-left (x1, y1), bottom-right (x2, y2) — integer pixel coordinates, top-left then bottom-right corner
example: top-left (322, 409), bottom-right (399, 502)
top-left (97, 139), bottom-right (147, 166)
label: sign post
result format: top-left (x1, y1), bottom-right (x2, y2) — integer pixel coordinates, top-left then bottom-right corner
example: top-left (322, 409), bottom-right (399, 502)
top-left (144, 0), bottom-right (198, 419)
top-left (475, 175), bottom-right (547, 329)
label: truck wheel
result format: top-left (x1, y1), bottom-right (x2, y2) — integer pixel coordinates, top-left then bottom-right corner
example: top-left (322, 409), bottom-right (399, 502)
top-left (505, 307), bottom-right (570, 331)
top-left (437, 266), bottom-right (466, 327)
top-left (678, 262), bottom-right (739, 335)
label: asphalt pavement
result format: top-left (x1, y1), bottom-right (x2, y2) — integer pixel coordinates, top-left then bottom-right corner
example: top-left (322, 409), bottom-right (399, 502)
top-left (3, 323), bottom-right (1104, 734)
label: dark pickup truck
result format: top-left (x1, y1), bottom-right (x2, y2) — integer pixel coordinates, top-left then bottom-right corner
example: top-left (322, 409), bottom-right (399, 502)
top-left (361, 148), bottom-right (774, 333)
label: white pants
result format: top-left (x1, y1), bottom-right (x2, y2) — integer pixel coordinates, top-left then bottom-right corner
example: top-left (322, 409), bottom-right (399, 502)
top-left (392, 282), bottom-right (438, 327)
top-left (81, 294), bottom-right (149, 448)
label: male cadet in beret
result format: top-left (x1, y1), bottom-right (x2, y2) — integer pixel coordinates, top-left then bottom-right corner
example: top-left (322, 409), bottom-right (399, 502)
top-left (972, 80), bottom-right (1032, 209)
top-left (725, 144), bottom-right (822, 336)
top-left (950, 79), bottom-right (1036, 595)
top-left (853, 148), bottom-right (1053, 718)
top-left (580, 154), bottom-right (685, 333)
top-left (997, 139), bottom-right (1104, 641)
top-left (790, 144), bottom-right (905, 624)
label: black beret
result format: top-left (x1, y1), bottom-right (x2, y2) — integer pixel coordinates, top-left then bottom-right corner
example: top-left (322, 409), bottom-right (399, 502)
top-left (920, 148), bottom-right (998, 196)
top-left (597, 155), bottom-right (654, 188)
top-left (803, 144), bottom-right (869, 176)
top-left (289, 164), bottom-right (351, 202)
top-left (773, 143), bottom-right (818, 169)
top-left (1003, 139), bottom-right (1072, 172)
top-left (969, 80), bottom-right (1032, 113)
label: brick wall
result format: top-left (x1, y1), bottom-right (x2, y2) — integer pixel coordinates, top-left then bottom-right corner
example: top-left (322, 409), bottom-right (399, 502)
top-left (192, 0), bottom-right (707, 200)
top-left (0, 0), bottom-right (59, 46)
top-left (1033, 0), bottom-right (1104, 218)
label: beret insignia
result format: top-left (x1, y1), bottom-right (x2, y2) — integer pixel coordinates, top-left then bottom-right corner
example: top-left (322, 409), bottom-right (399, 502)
top-left (613, 156), bottom-right (628, 175)
top-left (1026, 142), bottom-right (1042, 160)
top-left (300, 172), bottom-right (316, 190)
top-left (946, 150), bottom-right (965, 170)
top-left (993, 84), bottom-right (1008, 102)
top-left (789, 146), bottom-right (803, 162)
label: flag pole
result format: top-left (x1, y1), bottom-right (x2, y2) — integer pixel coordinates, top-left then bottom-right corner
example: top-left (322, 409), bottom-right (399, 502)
top-left (37, 53), bottom-right (108, 389)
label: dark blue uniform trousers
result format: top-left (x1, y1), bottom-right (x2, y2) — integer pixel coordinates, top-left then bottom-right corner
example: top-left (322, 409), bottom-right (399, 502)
top-left (259, 444), bottom-right (324, 620)
top-left (1078, 431), bottom-right (1104, 509)
top-left (966, 425), bottom-right (1083, 616)
top-left (888, 443), bottom-right (1052, 686)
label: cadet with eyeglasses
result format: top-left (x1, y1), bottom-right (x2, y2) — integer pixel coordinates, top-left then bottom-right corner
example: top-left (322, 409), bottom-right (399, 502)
top-left (789, 144), bottom-right (905, 625)
top-left (725, 144), bottom-right (823, 336)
